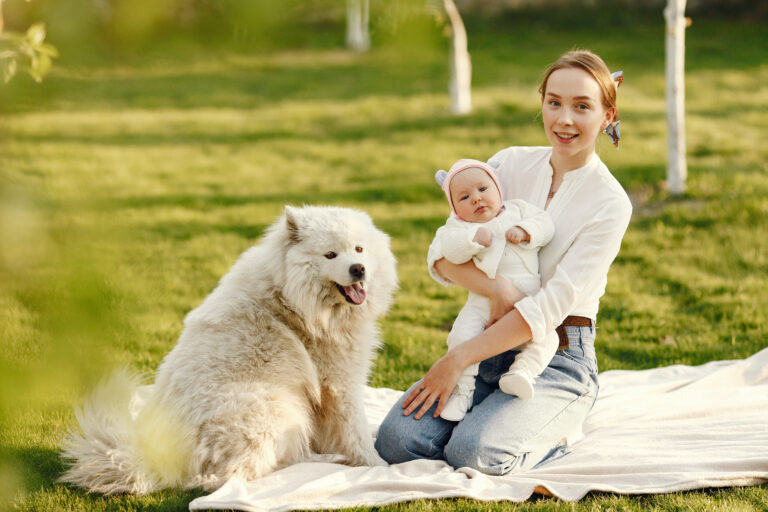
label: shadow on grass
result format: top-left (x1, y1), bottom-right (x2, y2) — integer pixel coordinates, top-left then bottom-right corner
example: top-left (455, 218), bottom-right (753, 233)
top-left (4, 445), bottom-right (207, 511)
top-left (4, 446), bottom-right (65, 493)
top-left (2, 103), bottom-right (538, 147)
top-left (89, 184), bottom-right (444, 211)
top-left (144, 211), bottom-right (446, 243)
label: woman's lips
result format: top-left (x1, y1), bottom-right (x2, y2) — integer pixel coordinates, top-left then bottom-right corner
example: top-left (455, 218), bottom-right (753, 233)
top-left (555, 132), bottom-right (578, 143)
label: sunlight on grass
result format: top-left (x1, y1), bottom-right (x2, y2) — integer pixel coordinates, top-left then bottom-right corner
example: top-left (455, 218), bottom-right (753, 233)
top-left (1, 6), bottom-right (766, 511)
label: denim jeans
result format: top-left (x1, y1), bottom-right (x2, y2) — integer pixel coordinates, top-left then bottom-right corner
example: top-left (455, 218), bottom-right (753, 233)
top-left (375, 325), bottom-right (599, 475)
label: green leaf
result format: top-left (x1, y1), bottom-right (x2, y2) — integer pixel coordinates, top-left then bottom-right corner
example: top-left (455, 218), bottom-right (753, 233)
top-left (25, 23), bottom-right (47, 47)
top-left (2, 59), bottom-right (17, 83)
top-left (36, 43), bottom-right (59, 58)
top-left (33, 53), bottom-right (52, 78)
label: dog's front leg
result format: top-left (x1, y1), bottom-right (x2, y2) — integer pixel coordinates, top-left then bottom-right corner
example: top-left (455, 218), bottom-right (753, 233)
top-left (313, 384), bottom-right (386, 467)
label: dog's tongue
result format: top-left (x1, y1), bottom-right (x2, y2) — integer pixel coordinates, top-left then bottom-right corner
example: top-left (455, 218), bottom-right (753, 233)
top-left (344, 283), bottom-right (366, 305)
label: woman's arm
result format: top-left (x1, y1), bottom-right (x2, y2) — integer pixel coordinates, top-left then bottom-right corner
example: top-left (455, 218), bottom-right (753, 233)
top-left (434, 258), bottom-right (525, 325)
top-left (402, 308), bottom-right (532, 419)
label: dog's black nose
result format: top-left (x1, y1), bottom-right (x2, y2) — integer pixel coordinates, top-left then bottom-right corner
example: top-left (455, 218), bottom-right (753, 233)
top-left (349, 264), bottom-right (365, 279)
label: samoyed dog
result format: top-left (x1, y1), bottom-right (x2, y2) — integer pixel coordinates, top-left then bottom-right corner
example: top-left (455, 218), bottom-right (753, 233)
top-left (60, 205), bottom-right (397, 495)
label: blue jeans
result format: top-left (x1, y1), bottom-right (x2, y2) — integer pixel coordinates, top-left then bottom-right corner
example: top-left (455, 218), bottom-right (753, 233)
top-left (375, 325), bottom-right (599, 475)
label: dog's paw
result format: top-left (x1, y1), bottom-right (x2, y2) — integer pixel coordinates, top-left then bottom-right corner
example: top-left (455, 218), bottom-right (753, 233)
top-left (361, 450), bottom-right (388, 467)
top-left (346, 449), bottom-right (388, 467)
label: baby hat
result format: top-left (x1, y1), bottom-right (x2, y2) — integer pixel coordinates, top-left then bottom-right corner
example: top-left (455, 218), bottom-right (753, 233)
top-left (435, 159), bottom-right (502, 217)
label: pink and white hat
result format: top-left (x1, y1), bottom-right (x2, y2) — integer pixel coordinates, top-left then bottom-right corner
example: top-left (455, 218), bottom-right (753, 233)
top-left (435, 159), bottom-right (502, 218)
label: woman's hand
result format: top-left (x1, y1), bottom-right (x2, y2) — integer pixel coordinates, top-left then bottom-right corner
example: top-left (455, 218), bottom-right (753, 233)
top-left (488, 275), bottom-right (525, 326)
top-left (402, 350), bottom-right (465, 420)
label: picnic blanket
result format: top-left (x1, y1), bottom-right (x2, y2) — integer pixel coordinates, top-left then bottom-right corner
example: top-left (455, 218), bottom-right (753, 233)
top-left (189, 348), bottom-right (768, 511)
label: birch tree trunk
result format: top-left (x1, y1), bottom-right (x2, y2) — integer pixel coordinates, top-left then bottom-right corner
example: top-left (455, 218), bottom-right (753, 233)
top-left (664, 0), bottom-right (688, 195)
top-left (443, 0), bottom-right (471, 115)
top-left (346, 0), bottom-right (369, 53)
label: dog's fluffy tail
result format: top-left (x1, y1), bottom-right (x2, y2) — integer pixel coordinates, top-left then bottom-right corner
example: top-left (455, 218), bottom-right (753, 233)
top-left (59, 369), bottom-right (187, 495)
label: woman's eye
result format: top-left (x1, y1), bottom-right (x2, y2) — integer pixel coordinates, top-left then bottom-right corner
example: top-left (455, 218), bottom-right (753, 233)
top-left (578, 104), bottom-right (589, 111)
top-left (549, 100), bottom-right (560, 107)
top-left (324, 252), bottom-right (337, 259)
top-left (355, 246), bottom-right (363, 253)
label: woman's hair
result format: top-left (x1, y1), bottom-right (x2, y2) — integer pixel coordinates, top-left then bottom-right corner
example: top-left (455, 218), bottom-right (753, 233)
top-left (538, 50), bottom-right (618, 122)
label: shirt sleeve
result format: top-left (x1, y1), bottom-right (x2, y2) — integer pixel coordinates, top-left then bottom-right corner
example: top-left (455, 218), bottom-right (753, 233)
top-left (506, 200), bottom-right (555, 249)
top-left (515, 196), bottom-right (632, 345)
top-left (427, 219), bottom-right (484, 287)
top-left (438, 223), bottom-right (485, 265)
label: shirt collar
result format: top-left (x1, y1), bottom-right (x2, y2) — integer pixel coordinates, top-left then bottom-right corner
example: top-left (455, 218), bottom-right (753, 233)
top-left (562, 152), bottom-right (599, 182)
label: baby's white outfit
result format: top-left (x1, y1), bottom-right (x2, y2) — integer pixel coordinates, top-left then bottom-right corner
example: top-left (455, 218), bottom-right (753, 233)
top-left (432, 199), bottom-right (557, 421)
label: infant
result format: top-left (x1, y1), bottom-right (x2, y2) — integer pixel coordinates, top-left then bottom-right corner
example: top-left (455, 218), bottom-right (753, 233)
top-left (431, 158), bottom-right (559, 421)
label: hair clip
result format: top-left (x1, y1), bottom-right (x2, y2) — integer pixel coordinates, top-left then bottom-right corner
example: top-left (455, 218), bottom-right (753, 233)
top-left (604, 120), bottom-right (620, 149)
top-left (612, 70), bottom-right (624, 88)
top-left (435, 170), bottom-right (448, 186)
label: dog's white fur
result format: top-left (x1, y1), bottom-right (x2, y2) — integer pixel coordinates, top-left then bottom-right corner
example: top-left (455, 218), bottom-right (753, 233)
top-left (60, 205), bottom-right (397, 495)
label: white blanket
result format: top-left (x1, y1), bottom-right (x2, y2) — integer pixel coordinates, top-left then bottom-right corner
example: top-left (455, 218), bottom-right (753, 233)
top-left (190, 349), bottom-right (768, 511)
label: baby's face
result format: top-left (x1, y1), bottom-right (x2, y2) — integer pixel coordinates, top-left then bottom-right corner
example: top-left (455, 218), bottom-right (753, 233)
top-left (449, 167), bottom-right (502, 223)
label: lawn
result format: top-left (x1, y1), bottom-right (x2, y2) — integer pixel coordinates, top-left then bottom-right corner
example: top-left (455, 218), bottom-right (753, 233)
top-left (0, 3), bottom-right (767, 511)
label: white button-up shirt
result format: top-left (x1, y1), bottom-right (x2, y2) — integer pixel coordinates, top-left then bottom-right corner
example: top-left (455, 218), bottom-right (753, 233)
top-left (428, 146), bottom-right (632, 346)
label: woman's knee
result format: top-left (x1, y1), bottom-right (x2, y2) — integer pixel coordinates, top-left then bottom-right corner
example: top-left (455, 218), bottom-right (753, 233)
top-left (443, 429), bottom-right (528, 476)
top-left (375, 414), bottom-right (452, 464)
top-left (374, 415), bottom-right (409, 463)
top-left (375, 386), bottom-right (453, 464)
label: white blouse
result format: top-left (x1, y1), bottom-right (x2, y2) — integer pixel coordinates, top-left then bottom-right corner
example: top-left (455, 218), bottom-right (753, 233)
top-left (427, 146), bottom-right (632, 346)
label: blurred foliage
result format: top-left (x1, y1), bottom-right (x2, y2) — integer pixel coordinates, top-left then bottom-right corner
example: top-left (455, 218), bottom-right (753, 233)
top-left (0, 19), bottom-right (58, 83)
top-left (0, 0), bottom-right (766, 509)
top-left (457, 0), bottom-right (768, 20)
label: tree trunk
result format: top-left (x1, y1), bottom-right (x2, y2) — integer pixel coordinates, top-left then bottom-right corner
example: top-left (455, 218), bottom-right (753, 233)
top-left (0, 0), bottom-right (5, 33)
top-left (346, 0), bottom-right (369, 53)
top-left (664, 0), bottom-right (688, 195)
top-left (444, 0), bottom-right (471, 115)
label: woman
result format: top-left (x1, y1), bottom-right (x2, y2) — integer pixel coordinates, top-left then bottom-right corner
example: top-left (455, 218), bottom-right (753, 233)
top-left (375, 50), bottom-right (633, 475)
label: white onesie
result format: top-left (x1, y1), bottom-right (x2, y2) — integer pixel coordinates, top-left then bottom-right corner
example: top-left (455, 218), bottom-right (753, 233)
top-left (431, 198), bottom-right (559, 385)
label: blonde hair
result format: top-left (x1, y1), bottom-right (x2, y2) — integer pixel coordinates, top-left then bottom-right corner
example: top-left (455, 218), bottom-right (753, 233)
top-left (539, 50), bottom-right (618, 122)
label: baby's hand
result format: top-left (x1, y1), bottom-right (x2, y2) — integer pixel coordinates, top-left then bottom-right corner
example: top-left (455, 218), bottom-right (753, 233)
top-left (473, 227), bottom-right (492, 247)
top-left (505, 226), bottom-right (530, 244)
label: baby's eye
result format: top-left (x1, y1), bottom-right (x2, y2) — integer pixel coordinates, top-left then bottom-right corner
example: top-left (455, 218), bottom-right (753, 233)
top-left (460, 195), bottom-right (469, 201)
top-left (479, 186), bottom-right (487, 192)
top-left (325, 252), bottom-right (337, 259)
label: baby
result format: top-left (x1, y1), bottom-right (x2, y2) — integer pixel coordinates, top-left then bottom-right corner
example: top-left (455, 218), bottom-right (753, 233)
top-left (431, 158), bottom-right (559, 421)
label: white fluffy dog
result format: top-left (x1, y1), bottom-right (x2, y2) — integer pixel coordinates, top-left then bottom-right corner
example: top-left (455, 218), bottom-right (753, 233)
top-left (60, 205), bottom-right (398, 495)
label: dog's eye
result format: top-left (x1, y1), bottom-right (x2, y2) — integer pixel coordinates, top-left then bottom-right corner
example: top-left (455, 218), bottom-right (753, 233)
top-left (355, 246), bottom-right (363, 253)
top-left (324, 252), bottom-right (337, 259)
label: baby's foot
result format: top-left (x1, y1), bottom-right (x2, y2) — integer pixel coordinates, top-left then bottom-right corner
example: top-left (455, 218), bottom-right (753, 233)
top-left (440, 379), bottom-right (475, 422)
top-left (499, 370), bottom-right (535, 399)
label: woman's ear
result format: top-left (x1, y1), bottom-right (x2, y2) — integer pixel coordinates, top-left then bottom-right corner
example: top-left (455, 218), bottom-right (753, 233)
top-left (604, 106), bottom-right (617, 125)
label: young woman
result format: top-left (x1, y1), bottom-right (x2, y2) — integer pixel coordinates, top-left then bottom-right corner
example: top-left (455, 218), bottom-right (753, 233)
top-left (375, 50), bottom-right (633, 475)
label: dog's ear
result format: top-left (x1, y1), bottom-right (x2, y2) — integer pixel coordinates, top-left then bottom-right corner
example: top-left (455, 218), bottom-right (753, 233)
top-left (284, 205), bottom-right (302, 244)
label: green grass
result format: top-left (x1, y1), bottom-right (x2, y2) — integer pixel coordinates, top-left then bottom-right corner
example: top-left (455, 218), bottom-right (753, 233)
top-left (1, 6), bottom-right (767, 512)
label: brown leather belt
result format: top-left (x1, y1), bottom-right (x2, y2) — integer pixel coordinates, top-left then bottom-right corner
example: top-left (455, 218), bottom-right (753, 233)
top-left (556, 316), bottom-right (593, 351)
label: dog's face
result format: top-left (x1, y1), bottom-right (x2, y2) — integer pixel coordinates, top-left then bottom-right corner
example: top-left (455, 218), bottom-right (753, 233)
top-left (280, 206), bottom-right (397, 314)
top-left (317, 241), bottom-right (369, 306)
